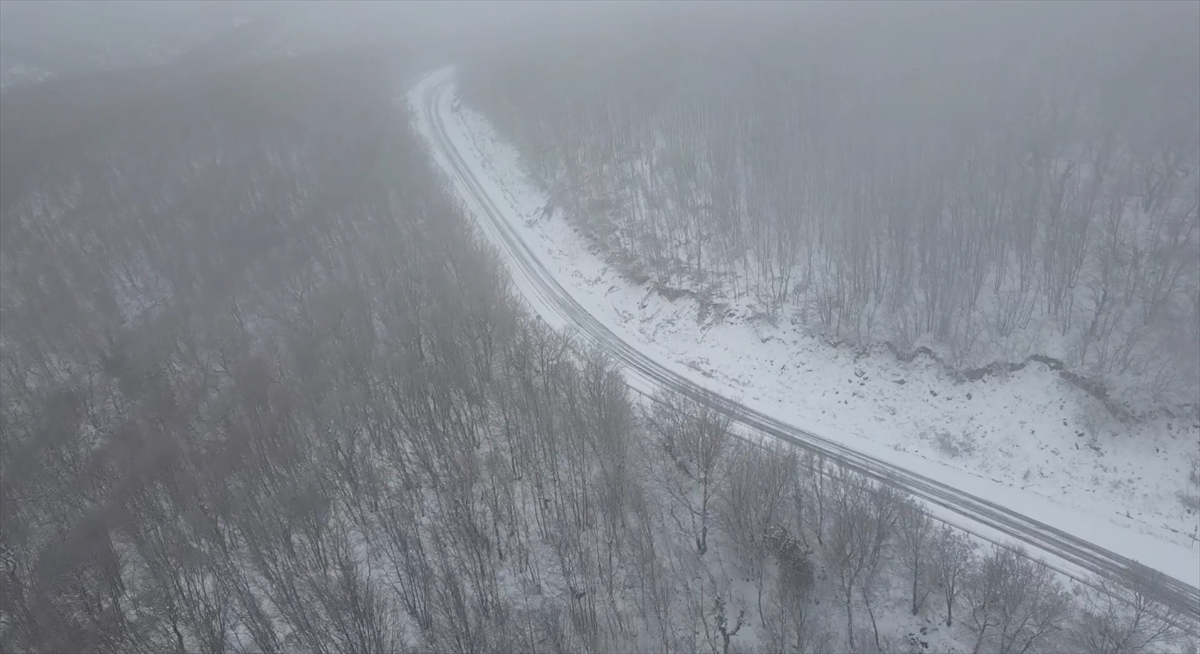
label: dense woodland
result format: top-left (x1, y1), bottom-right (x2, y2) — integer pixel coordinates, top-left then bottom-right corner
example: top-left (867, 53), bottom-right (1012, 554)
top-left (460, 2), bottom-right (1200, 414)
top-left (0, 28), bottom-right (1192, 654)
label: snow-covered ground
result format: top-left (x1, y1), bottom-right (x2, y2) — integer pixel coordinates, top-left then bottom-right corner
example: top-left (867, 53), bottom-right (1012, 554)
top-left (410, 69), bottom-right (1200, 589)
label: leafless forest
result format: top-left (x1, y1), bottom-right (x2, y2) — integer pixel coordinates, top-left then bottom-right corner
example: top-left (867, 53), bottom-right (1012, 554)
top-left (461, 2), bottom-right (1200, 413)
top-left (1, 3), bottom-right (1198, 653)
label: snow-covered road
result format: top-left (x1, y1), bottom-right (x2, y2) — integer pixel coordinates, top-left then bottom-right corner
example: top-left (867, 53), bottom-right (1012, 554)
top-left (410, 67), bottom-right (1200, 619)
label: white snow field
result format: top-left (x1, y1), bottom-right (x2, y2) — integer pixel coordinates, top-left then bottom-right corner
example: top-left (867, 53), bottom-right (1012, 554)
top-left (409, 67), bottom-right (1200, 593)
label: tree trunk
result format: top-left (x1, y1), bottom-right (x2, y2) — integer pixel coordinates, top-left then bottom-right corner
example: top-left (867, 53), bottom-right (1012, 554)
top-left (912, 565), bottom-right (920, 615)
top-left (945, 590), bottom-right (954, 627)
top-left (863, 585), bottom-right (882, 652)
top-left (845, 594), bottom-right (855, 651)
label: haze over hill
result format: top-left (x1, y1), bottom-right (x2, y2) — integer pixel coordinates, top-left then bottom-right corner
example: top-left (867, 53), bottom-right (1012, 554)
top-left (1, 2), bottom-right (1197, 653)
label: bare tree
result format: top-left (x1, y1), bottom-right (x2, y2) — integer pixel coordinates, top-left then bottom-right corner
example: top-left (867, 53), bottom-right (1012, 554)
top-left (931, 524), bottom-right (975, 627)
top-left (1070, 568), bottom-right (1188, 654)
top-left (896, 498), bottom-right (935, 616)
top-left (825, 469), bottom-right (902, 652)
top-left (966, 545), bottom-right (1072, 654)
top-left (719, 441), bottom-right (797, 622)
top-left (648, 389), bottom-right (734, 556)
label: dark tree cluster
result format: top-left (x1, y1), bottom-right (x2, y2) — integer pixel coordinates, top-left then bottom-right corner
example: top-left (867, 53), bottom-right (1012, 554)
top-left (460, 2), bottom-right (1200, 413)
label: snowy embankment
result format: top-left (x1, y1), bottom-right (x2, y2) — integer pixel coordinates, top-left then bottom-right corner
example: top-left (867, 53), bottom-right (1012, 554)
top-left (409, 68), bottom-right (1200, 588)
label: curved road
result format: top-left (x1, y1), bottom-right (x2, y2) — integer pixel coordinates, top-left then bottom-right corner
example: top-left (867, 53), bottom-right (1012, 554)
top-left (415, 71), bottom-right (1200, 621)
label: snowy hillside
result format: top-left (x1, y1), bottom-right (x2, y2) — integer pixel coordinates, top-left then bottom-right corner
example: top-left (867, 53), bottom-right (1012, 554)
top-left (429, 76), bottom-right (1200, 571)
